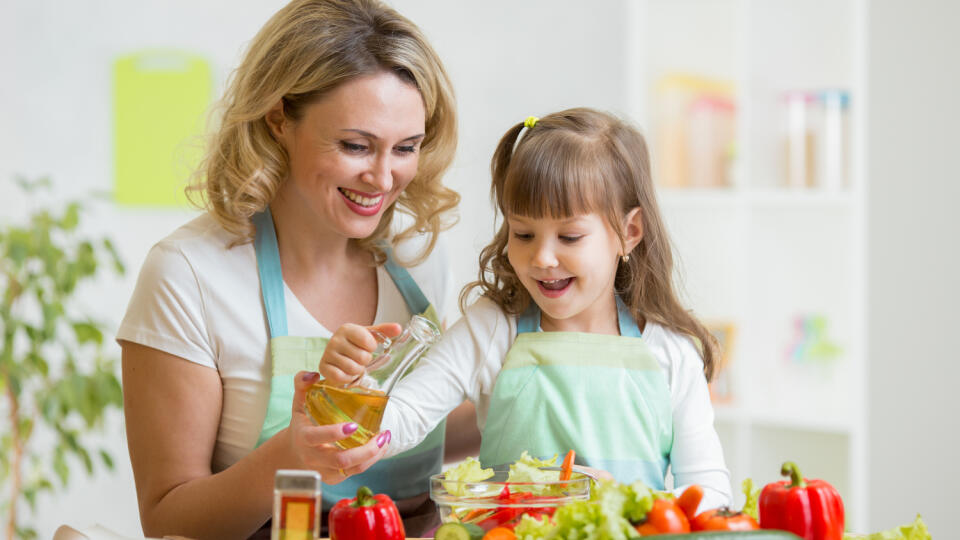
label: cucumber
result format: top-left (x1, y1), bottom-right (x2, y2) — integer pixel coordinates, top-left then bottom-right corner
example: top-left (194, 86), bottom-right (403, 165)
top-left (651, 531), bottom-right (802, 540)
top-left (434, 522), bottom-right (485, 540)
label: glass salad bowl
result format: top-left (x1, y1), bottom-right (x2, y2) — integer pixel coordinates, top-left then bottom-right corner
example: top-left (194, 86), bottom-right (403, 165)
top-left (429, 467), bottom-right (592, 532)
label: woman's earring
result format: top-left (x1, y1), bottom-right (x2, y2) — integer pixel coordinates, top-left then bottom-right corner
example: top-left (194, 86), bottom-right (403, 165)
top-left (621, 254), bottom-right (630, 264)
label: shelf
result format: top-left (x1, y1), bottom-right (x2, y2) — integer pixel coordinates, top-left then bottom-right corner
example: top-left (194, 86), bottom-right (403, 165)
top-left (658, 187), bottom-right (855, 209)
top-left (713, 404), bottom-right (854, 434)
top-left (744, 189), bottom-right (854, 208)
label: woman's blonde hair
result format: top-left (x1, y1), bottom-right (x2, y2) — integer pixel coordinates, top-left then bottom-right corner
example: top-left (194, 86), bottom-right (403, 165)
top-left (190, 0), bottom-right (459, 263)
top-left (464, 108), bottom-right (719, 380)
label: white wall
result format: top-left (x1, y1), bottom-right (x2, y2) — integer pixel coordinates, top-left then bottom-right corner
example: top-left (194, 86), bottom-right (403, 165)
top-left (0, 1), bottom-right (629, 537)
top-left (866, 0), bottom-right (960, 535)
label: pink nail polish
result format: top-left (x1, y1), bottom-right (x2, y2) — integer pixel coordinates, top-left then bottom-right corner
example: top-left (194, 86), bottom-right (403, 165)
top-left (301, 371), bottom-right (319, 383)
top-left (377, 430), bottom-right (392, 448)
top-left (342, 423), bottom-right (358, 435)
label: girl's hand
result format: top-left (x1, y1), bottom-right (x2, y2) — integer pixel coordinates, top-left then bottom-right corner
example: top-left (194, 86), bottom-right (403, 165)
top-left (289, 371), bottom-right (391, 484)
top-left (318, 322), bottom-right (402, 385)
top-left (575, 465), bottom-right (614, 482)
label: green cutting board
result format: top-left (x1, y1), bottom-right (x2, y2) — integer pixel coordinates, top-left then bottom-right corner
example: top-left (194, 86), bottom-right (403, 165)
top-left (113, 50), bottom-right (211, 206)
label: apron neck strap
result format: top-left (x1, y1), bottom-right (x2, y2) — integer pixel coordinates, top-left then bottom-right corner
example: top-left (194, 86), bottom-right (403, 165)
top-left (253, 208), bottom-right (287, 338)
top-left (515, 295), bottom-right (642, 337)
top-left (616, 295), bottom-right (642, 338)
top-left (254, 212), bottom-right (432, 339)
top-left (382, 247), bottom-right (431, 316)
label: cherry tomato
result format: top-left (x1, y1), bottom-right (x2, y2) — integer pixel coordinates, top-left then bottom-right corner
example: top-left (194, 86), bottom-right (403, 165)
top-left (691, 507), bottom-right (760, 531)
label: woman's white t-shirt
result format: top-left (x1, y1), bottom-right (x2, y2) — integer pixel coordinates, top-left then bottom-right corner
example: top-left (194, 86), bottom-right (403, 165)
top-left (116, 213), bottom-right (454, 472)
top-left (383, 297), bottom-right (733, 510)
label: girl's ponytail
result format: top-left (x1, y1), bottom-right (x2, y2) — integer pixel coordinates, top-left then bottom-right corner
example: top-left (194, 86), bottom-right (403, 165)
top-left (490, 122), bottom-right (526, 204)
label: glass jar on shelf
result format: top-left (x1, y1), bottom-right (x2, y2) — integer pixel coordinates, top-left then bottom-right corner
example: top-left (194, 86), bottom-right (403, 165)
top-left (782, 89), bottom-right (850, 191)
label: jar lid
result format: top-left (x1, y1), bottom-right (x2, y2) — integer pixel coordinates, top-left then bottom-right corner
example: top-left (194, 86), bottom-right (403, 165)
top-left (275, 469), bottom-right (321, 491)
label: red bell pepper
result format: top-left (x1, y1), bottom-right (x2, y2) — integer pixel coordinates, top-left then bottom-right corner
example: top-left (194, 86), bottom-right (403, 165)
top-left (759, 461), bottom-right (845, 540)
top-left (328, 486), bottom-right (405, 540)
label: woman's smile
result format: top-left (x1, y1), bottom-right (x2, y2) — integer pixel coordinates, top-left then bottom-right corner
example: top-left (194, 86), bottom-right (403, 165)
top-left (338, 187), bottom-right (385, 216)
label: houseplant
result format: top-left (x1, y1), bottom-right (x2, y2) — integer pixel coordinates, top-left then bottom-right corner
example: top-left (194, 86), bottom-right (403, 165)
top-left (0, 178), bottom-right (125, 540)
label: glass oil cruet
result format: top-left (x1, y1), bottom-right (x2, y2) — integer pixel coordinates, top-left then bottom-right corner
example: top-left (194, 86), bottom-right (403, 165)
top-left (304, 314), bottom-right (440, 449)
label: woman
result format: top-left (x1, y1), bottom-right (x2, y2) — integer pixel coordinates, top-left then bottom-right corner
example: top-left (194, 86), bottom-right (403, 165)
top-left (117, 0), bottom-right (477, 537)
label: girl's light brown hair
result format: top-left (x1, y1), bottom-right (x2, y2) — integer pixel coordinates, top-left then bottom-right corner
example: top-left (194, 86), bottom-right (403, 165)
top-left (189, 0), bottom-right (459, 263)
top-left (464, 107), bottom-right (718, 380)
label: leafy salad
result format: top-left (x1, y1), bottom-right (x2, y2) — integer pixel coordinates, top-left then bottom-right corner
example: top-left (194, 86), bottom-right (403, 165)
top-left (438, 452), bottom-right (592, 530)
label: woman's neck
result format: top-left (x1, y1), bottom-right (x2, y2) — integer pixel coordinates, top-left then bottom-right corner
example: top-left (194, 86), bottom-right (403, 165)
top-left (268, 195), bottom-right (379, 329)
top-left (269, 195), bottom-right (365, 273)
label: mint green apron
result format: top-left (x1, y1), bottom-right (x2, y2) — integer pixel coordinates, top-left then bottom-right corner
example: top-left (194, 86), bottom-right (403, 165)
top-left (478, 297), bottom-right (674, 489)
top-left (251, 209), bottom-right (446, 509)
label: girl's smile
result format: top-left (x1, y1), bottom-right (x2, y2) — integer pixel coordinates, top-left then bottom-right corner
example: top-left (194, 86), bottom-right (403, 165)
top-left (536, 277), bottom-right (575, 297)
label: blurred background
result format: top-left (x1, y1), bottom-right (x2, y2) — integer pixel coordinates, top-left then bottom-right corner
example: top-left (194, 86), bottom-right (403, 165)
top-left (1, 0), bottom-right (957, 538)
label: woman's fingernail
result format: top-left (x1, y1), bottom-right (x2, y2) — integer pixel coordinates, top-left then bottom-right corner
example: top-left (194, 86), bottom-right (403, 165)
top-left (376, 430), bottom-right (392, 448)
top-left (342, 423), bottom-right (358, 435)
top-left (300, 372), bottom-right (320, 383)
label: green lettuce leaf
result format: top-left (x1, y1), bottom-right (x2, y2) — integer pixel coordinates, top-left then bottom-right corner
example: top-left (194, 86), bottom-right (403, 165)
top-left (507, 451), bottom-right (560, 483)
top-left (443, 456), bottom-right (494, 496)
top-left (507, 451), bottom-right (562, 494)
top-left (843, 514), bottom-right (931, 540)
top-left (515, 514), bottom-right (558, 540)
top-left (514, 479), bottom-right (652, 540)
top-left (742, 478), bottom-right (760, 520)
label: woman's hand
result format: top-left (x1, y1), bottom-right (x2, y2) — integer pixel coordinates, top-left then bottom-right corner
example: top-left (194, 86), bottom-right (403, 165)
top-left (289, 371), bottom-right (391, 483)
top-left (318, 322), bottom-right (402, 385)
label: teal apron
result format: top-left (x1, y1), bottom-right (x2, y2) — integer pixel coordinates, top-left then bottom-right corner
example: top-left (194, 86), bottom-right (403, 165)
top-left (252, 209), bottom-right (446, 509)
top-left (478, 297), bottom-right (674, 489)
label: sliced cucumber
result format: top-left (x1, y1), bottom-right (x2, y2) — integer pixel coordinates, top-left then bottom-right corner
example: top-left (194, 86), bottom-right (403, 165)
top-left (435, 522), bottom-right (485, 540)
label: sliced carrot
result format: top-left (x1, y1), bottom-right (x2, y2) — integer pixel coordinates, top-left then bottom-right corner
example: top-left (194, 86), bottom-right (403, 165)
top-left (559, 449), bottom-right (576, 481)
top-left (482, 526), bottom-right (517, 540)
top-left (676, 484), bottom-right (705, 520)
top-left (460, 507), bottom-right (494, 524)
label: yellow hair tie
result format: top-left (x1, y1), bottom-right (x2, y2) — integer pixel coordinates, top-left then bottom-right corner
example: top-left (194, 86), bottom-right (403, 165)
top-left (524, 116), bottom-right (539, 129)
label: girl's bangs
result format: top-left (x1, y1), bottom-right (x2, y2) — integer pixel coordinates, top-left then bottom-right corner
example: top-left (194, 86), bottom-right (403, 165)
top-left (501, 135), bottom-right (610, 219)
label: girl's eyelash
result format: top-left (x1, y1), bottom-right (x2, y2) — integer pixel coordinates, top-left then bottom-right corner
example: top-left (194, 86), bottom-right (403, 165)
top-left (396, 145), bottom-right (417, 154)
top-left (560, 235), bottom-right (582, 243)
top-left (512, 232), bottom-right (533, 240)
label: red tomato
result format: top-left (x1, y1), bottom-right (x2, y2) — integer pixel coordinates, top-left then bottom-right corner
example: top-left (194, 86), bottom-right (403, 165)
top-left (691, 507), bottom-right (759, 531)
top-left (634, 498), bottom-right (691, 536)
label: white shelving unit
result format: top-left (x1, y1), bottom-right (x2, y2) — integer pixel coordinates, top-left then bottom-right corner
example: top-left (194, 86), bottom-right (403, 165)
top-left (629, 0), bottom-right (867, 531)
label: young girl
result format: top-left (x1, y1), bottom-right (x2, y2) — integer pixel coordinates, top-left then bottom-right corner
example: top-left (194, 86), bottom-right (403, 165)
top-left (319, 108), bottom-right (732, 509)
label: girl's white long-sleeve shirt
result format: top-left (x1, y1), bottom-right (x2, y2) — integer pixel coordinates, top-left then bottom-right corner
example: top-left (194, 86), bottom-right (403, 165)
top-left (382, 297), bottom-right (733, 511)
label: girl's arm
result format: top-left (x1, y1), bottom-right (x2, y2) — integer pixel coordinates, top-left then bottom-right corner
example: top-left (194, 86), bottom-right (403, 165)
top-left (663, 333), bottom-right (734, 512)
top-left (122, 342), bottom-right (388, 539)
top-left (380, 298), bottom-right (508, 456)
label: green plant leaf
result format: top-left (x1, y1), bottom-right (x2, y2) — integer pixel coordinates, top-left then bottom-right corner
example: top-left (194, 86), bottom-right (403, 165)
top-left (61, 202), bottom-right (81, 231)
top-left (99, 449), bottom-right (114, 469)
top-left (53, 449), bottom-right (68, 486)
top-left (77, 447), bottom-right (93, 475)
top-left (72, 321), bottom-right (104, 345)
top-left (16, 524), bottom-right (39, 540)
top-left (2, 178), bottom-right (126, 536)
top-left (103, 238), bottom-right (126, 275)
